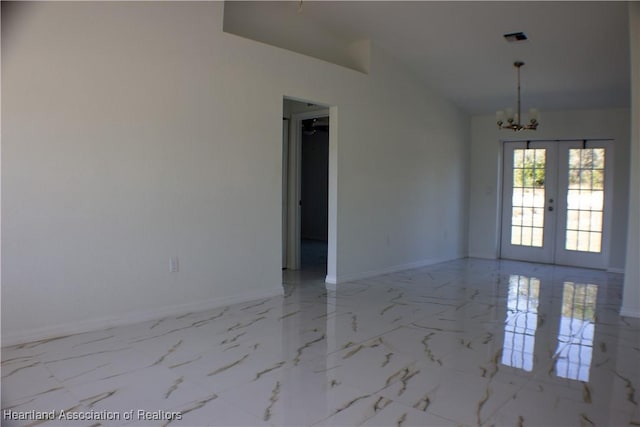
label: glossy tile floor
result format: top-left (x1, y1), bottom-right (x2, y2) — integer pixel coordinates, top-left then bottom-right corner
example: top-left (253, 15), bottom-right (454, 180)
top-left (2, 258), bottom-right (639, 427)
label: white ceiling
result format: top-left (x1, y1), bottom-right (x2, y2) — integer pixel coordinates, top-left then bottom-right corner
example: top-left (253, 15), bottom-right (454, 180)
top-left (224, 1), bottom-right (630, 115)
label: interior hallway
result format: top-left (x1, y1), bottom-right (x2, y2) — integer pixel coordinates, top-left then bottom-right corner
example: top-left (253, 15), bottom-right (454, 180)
top-left (3, 258), bottom-right (638, 426)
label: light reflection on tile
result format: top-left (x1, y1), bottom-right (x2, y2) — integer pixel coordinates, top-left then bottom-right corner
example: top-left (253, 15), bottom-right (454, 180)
top-left (501, 274), bottom-right (540, 372)
top-left (554, 282), bottom-right (598, 382)
top-left (2, 258), bottom-right (639, 427)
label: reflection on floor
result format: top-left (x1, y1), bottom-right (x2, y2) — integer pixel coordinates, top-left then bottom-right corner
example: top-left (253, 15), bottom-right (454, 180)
top-left (283, 239), bottom-right (328, 285)
top-left (301, 239), bottom-right (327, 271)
top-left (2, 258), bottom-right (639, 426)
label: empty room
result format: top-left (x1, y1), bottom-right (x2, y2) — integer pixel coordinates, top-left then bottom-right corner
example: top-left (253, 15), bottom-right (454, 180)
top-left (2, 1), bottom-right (639, 426)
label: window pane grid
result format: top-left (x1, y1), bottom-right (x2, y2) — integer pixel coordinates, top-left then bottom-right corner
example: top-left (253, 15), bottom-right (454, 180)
top-left (565, 148), bottom-right (605, 253)
top-left (511, 149), bottom-right (545, 248)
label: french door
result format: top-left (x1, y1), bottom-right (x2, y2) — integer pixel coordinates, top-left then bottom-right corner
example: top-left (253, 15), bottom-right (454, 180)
top-left (500, 140), bottom-right (613, 269)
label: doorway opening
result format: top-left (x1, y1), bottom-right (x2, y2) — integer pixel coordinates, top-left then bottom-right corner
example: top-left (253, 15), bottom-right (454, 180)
top-left (282, 98), bottom-right (335, 283)
top-left (300, 116), bottom-right (329, 272)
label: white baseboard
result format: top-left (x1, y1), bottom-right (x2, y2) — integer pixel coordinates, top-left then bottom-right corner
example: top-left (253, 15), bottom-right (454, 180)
top-left (2, 286), bottom-right (284, 348)
top-left (327, 255), bottom-right (463, 285)
top-left (620, 307), bottom-right (640, 318)
top-left (607, 267), bottom-right (625, 274)
top-left (467, 252), bottom-right (499, 260)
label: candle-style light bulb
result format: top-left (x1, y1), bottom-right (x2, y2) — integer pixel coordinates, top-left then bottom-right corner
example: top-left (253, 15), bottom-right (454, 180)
top-left (505, 108), bottom-right (514, 121)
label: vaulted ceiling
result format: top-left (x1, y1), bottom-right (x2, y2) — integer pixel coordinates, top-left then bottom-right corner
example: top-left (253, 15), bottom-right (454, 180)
top-left (224, 1), bottom-right (630, 115)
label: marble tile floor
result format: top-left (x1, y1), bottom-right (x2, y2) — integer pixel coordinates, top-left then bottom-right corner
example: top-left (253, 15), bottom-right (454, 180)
top-left (2, 258), bottom-right (639, 427)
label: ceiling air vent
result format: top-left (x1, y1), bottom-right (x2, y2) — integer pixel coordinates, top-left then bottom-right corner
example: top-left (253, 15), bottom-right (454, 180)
top-left (504, 32), bottom-right (528, 42)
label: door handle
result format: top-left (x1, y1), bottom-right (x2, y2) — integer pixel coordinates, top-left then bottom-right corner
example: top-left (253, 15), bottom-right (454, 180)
top-left (548, 206), bottom-right (554, 211)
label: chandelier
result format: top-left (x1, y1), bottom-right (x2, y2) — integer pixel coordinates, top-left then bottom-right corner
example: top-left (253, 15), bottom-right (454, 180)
top-left (496, 61), bottom-right (539, 131)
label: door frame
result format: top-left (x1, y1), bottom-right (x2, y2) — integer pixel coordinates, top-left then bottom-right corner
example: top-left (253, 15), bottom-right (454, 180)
top-left (282, 118), bottom-right (290, 269)
top-left (499, 138), bottom-right (614, 269)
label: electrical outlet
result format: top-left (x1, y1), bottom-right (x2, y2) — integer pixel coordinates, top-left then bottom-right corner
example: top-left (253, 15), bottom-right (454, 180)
top-left (169, 256), bottom-right (179, 273)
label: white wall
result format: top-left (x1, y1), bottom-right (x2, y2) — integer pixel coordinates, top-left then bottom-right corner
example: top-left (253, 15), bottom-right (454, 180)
top-left (332, 53), bottom-right (470, 282)
top-left (621, 2), bottom-right (640, 318)
top-left (468, 108), bottom-right (630, 270)
top-left (2, 2), bottom-right (469, 344)
top-left (223, 1), bottom-right (370, 74)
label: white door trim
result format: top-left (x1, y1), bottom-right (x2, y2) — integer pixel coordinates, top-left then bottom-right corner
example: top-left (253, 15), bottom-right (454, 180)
top-left (282, 118), bottom-right (289, 269)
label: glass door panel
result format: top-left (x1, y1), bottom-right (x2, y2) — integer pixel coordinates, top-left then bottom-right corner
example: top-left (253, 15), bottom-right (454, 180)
top-left (501, 141), bottom-right (556, 264)
top-left (565, 148), bottom-right (605, 252)
top-left (510, 148), bottom-right (546, 247)
top-left (555, 141), bottom-right (612, 268)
